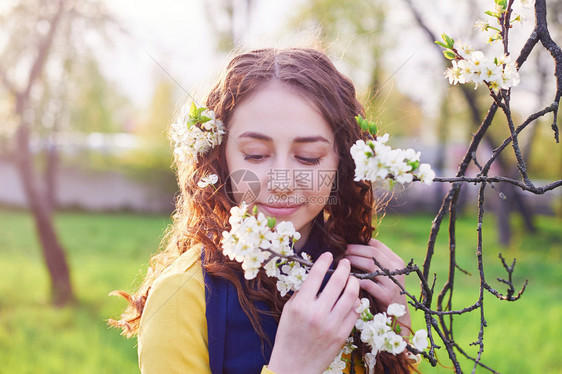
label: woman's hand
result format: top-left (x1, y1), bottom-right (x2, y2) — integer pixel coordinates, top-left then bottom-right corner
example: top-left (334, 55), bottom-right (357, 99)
top-left (268, 252), bottom-right (360, 374)
top-left (345, 238), bottom-right (411, 334)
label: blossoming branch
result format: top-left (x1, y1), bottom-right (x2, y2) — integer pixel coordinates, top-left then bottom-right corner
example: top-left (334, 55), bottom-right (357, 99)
top-left (221, 204), bottom-right (429, 373)
top-left (351, 115), bottom-right (435, 186)
top-left (170, 102), bottom-right (225, 163)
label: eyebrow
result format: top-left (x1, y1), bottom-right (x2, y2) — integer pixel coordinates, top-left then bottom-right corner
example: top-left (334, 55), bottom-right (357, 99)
top-left (238, 131), bottom-right (330, 144)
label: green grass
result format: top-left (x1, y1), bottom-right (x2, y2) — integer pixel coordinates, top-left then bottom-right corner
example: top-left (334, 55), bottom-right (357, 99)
top-left (377, 213), bottom-right (562, 373)
top-left (0, 209), bottom-right (560, 373)
top-left (0, 211), bottom-right (169, 374)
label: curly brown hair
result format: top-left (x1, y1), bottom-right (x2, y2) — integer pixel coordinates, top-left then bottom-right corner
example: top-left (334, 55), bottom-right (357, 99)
top-left (110, 47), bottom-right (411, 373)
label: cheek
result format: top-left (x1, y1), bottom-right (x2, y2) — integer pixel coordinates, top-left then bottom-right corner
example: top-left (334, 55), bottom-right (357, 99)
top-left (313, 164), bottom-right (338, 197)
top-left (225, 161), bottom-right (269, 205)
top-left (302, 170), bottom-right (337, 212)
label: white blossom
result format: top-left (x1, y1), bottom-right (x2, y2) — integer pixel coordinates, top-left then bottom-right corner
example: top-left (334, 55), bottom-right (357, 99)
top-left (413, 329), bottom-right (429, 351)
top-left (481, 61), bottom-right (502, 85)
top-left (445, 60), bottom-right (465, 85)
top-left (323, 350), bottom-right (347, 374)
top-left (387, 303), bottom-right (406, 318)
top-left (351, 135), bottom-right (435, 187)
top-left (416, 163), bottom-right (436, 185)
top-left (342, 337), bottom-right (357, 355)
top-left (364, 352), bottom-right (377, 374)
top-left (170, 104), bottom-right (225, 163)
top-left (264, 258), bottom-right (281, 278)
top-left (468, 51), bottom-right (486, 88)
top-left (474, 19), bottom-right (489, 31)
top-left (197, 174), bottom-right (218, 188)
top-left (443, 44), bottom-right (521, 91)
top-left (502, 62), bottom-right (520, 89)
top-left (221, 204), bottom-right (303, 288)
top-left (384, 332), bottom-right (407, 355)
top-left (356, 298), bottom-right (371, 314)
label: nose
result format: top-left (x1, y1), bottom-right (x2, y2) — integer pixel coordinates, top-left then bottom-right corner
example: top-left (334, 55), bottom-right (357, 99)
top-left (266, 167), bottom-right (295, 193)
top-left (266, 157), bottom-right (296, 194)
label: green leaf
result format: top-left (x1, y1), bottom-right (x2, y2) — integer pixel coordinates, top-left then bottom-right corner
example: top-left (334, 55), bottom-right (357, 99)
top-left (434, 40), bottom-right (448, 49)
top-left (485, 10), bottom-right (500, 18)
top-left (267, 217), bottom-right (276, 229)
top-left (369, 122), bottom-right (377, 136)
top-left (495, 0), bottom-right (507, 10)
top-left (253, 205), bottom-right (258, 215)
top-left (189, 102), bottom-right (198, 118)
top-left (365, 151), bottom-right (373, 158)
top-left (408, 160), bottom-right (420, 171)
top-left (442, 33), bottom-right (454, 48)
top-left (200, 116), bottom-right (212, 123)
top-left (196, 106), bottom-right (206, 116)
top-left (443, 50), bottom-right (457, 60)
top-left (356, 115), bottom-right (369, 132)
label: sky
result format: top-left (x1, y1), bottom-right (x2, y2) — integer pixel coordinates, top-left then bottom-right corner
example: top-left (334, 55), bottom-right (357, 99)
top-left (101, 0), bottom-right (306, 107)
top-left (98, 0), bottom-right (540, 120)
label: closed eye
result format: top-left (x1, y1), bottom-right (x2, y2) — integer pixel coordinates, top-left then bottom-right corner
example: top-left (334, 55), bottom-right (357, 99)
top-left (243, 153), bottom-right (268, 162)
top-left (296, 156), bottom-right (321, 165)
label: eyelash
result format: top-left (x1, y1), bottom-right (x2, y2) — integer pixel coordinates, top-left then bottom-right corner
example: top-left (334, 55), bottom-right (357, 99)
top-left (243, 154), bottom-right (267, 161)
top-left (296, 156), bottom-right (321, 165)
top-left (243, 154), bottom-right (321, 165)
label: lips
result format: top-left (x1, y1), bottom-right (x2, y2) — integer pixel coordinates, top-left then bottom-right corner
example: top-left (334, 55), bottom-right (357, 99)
top-left (259, 203), bottom-right (302, 217)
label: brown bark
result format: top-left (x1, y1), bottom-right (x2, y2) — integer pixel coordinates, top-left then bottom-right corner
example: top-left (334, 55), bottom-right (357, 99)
top-left (14, 117), bottom-right (73, 305)
top-left (5, 0), bottom-right (74, 305)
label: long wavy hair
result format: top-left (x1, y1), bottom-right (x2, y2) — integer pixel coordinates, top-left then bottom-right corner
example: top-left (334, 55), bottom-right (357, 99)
top-left (111, 48), bottom-right (412, 373)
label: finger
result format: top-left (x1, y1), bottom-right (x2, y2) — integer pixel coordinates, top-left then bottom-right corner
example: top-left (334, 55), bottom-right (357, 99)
top-left (358, 279), bottom-right (391, 301)
top-left (331, 275), bottom-right (360, 319)
top-left (359, 279), bottom-right (407, 307)
top-left (347, 246), bottom-right (403, 273)
top-left (347, 240), bottom-right (402, 265)
top-left (346, 254), bottom-right (380, 274)
top-left (297, 252), bottom-right (333, 299)
top-left (317, 258), bottom-right (351, 306)
top-left (369, 239), bottom-right (403, 263)
top-left (358, 269), bottom-right (404, 293)
top-left (338, 300), bottom-right (361, 340)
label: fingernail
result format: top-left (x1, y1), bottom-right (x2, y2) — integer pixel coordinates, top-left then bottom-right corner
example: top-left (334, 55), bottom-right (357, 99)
top-left (321, 252), bottom-right (333, 260)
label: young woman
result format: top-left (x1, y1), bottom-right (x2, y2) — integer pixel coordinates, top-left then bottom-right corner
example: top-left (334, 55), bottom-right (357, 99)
top-left (112, 48), bottom-right (418, 373)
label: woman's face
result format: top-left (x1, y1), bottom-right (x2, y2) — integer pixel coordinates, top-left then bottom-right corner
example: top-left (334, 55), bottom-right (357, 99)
top-left (225, 81), bottom-right (339, 246)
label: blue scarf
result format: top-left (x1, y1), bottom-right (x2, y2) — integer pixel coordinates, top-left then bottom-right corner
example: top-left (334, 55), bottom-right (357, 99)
top-left (203, 216), bottom-right (330, 373)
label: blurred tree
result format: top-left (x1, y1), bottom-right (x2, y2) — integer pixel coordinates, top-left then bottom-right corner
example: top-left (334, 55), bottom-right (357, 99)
top-left (0, 0), bottom-right (120, 305)
top-left (117, 78), bottom-right (177, 197)
top-left (523, 0), bottom-right (562, 181)
top-left (294, 0), bottom-right (424, 138)
top-left (204, 0), bottom-right (255, 52)
top-left (69, 55), bottom-right (126, 134)
top-left (136, 79), bottom-right (176, 142)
